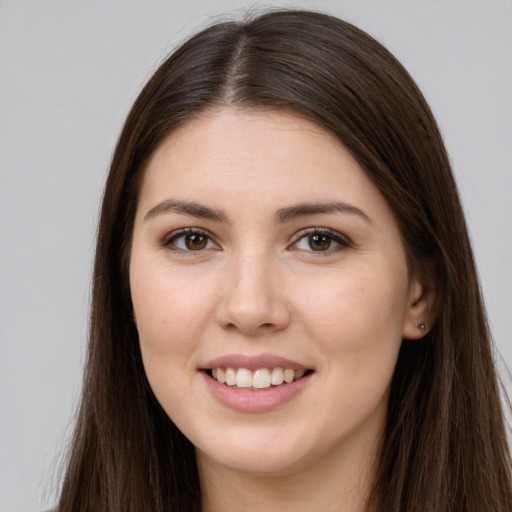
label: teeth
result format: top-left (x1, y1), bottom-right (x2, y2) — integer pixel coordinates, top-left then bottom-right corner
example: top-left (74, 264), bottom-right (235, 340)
top-left (253, 369), bottom-right (271, 389)
top-left (210, 367), bottom-right (308, 388)
top-left (236, 368), bottom-right (253, 388)
top-left (225, 367), bottom-right (236, 386)
top-left (271, 367), bottom-right (284, 385)
top-left (294, 369), bottom-right (306, 380)
top-left (283, 369), bottom-right (295, 383)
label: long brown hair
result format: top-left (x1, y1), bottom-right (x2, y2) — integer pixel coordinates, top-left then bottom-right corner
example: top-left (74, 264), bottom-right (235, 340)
top-left (58, 10), bottom-right (512, 511)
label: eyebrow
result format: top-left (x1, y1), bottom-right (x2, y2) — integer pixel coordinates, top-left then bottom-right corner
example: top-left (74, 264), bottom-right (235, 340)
top-left (143, 199), bottom-right (370, 224)
top-left (275, 202), bottom-right (371, 224)
top-left (143, 200), bottom-right (227, 222)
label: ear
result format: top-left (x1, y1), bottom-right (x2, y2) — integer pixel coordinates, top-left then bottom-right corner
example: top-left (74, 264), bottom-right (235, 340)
top-left (402, 273), bottom-right (439, 340)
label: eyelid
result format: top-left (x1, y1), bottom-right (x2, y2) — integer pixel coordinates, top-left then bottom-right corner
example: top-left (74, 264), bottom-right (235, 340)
top-left (160, 226), bottom-right (351, 254)
top-left (161, 227), bottom-right (219, 251)
top-left (289, 227), bottom-right (352, 252)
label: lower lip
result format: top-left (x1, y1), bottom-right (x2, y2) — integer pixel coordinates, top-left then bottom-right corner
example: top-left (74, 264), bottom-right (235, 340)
top-left (202, 371), bottom-right (313, 413)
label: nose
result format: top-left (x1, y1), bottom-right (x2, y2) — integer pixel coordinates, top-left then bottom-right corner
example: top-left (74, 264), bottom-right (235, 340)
top-left (215, 251), bottom-right (290, 336)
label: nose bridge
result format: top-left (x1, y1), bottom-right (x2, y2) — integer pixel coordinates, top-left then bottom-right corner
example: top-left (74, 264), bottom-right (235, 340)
top-left (217, 242), bottom-right (289, 335)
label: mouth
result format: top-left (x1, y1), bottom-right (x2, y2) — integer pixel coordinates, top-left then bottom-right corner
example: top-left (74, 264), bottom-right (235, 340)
top-left (200, 356), bottom-right (315, 412)
top-left (205, 367), bottom-right (314, 391)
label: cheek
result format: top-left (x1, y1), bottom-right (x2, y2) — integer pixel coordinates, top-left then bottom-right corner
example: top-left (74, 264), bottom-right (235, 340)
top-left (130, 267), bottom-right (219, 421)
top-left (293, 267), bottom-right (408, 436)
top-left (131, 262), bottom-right (217, 363)
top-left (294, 263), bottom-right (408, 363)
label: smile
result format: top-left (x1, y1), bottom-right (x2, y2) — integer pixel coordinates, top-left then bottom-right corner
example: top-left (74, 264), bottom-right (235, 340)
top-left (208, 367), bottom-right (310, 390)
top-left (200, 354), bottom-right (314, 412)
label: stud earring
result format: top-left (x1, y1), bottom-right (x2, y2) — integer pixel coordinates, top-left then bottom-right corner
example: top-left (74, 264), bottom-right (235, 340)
top-left (417, 322), bottom-right (427, 334)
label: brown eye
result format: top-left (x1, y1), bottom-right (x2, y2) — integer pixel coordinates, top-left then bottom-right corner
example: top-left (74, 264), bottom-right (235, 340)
top-left (308, 234), bottom-right (331, 251)
top-left (185, 233), bottom-right (208, 250)
top-left (165, 230), bottom-right (216, 252)
top-left (291, 228), bottom-right (350, 254)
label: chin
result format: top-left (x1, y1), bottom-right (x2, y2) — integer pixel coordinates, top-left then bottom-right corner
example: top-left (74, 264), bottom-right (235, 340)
top-left (200, 446), bottom-right (308, 477)
top-left (193, 424), bottom-right (328, 477)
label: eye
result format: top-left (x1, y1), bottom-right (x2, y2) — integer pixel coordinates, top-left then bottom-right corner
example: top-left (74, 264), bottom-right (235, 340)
top-left (291, 228), bottom-right (350, 253)
top-left (163, 229), bottom-right (217, 252)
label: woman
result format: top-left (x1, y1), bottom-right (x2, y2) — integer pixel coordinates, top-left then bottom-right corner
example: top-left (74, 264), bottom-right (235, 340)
top-left (57, 9), bottom-right (512, 512)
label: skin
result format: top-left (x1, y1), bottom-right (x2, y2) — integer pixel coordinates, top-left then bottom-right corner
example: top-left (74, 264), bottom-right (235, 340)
top-left (129, 109), bottom-right (435, 512)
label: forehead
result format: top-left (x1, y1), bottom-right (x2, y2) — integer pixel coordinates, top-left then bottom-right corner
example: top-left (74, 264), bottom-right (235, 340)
top-left (139, 108), bottom-right (384, 211)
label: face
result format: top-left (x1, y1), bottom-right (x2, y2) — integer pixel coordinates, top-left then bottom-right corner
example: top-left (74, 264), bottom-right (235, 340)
top-left (130, 109), bottom-right (428, 477)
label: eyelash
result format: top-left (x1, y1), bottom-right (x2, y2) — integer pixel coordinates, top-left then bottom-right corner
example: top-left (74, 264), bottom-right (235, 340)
top-left (289, 227), bottom-right (351, 254)
top-left (161, 227), bottom-right (351, 254)
top-left (162, 228), bottom-right (218, 253)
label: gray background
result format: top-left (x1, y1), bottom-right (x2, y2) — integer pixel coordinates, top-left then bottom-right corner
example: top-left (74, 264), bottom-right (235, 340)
top-left (1, 1), bottom-right (510, 510)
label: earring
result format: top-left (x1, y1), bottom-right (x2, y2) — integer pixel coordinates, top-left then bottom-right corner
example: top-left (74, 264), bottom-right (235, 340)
top-left (417, 322), bottom-right (427, 334)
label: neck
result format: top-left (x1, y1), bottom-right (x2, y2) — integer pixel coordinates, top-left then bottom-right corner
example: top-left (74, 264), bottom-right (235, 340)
top-left (197, 435), bottom-right (380, 512)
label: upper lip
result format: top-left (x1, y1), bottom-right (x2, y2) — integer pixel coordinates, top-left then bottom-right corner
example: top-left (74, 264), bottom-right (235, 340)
top-left (201, 353), bottom-right (311, 371)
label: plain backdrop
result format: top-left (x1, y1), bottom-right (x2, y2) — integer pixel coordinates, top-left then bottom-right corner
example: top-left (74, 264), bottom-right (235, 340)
top-left (1, 1), bottom-right (511, 510)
